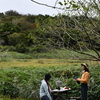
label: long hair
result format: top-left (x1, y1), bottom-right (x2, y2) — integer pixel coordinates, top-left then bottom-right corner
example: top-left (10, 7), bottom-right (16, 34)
top-left (81, 63), bottom-right (89, 72)
top-left (84, 66), bottom-right (89, 72)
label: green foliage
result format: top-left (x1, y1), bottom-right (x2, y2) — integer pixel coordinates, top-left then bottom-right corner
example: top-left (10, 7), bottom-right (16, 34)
top-left (0, 51), bottom-right (32, 61)
top-left (8, 33), bottom-right (21, 46)
top-left (0, 21), bottom-right (21, 37)
top-left (8, 32), bottom-right (29, 47)
top-left (59, 2), bottom-right (63, 6)
top-left (15, 43), bottom-right (27, 53)
top-left (1, 22), bottom-right (14, 33)
top-left (18, 21), bottom-right (32, 30)
top-left (9, 52), bottom-right (32, 59)
top-left (26, 14), bottom-right (36, 23)
top-left (0, 52), bottom-right (11, 62)
top-left (0, 13), bottom-right (4, 18)
top-left (29, 49), bottom-right (92, 59)
top-left (30, 44), bottom-right (49, 53)
top-left (0, 63), bottom-right (100, 100)
top-left (7, 46), bottom-right (16, 51)
top-left (0, 10), bottom-right (100, 60)
top-left (5, 10), bottom-right (21, 16)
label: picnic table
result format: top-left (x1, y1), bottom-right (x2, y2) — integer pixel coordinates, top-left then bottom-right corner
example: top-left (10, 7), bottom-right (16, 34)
top-left (51, 87), bottom-right (71, 100)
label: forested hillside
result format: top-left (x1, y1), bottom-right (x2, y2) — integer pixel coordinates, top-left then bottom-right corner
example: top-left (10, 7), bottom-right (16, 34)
top-left (0, 10), bottom-right (100, 60)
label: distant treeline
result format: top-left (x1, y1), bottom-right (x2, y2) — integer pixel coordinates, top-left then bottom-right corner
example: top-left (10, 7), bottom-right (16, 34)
top-left (0, 10), bottom-right (100, 53)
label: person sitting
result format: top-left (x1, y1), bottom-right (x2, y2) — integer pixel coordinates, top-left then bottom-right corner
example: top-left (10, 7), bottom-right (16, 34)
top-left (40, 73), bottom-right (52, 100)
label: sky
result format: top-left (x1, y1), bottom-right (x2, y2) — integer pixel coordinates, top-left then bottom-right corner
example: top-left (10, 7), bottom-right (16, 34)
top-left (0, 0), bottom-right (63, 16)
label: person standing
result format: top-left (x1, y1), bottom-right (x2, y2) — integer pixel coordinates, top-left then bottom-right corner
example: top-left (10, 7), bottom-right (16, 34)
top-left (76, 63), bottom-right (90, 100)
top-left (40, 73), bottom-right (52, 100)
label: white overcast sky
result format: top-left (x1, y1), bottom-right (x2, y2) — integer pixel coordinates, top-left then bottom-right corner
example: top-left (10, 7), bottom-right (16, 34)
top-left (0, 0), bottom-right (64, 16)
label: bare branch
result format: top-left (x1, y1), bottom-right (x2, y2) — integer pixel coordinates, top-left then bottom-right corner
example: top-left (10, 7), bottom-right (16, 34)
top-left (54, 0), bottom-right (59, 7)
top-left (76, 51), bottom-right (100, 61)
top-left (68, 50), bottom-right (98, 61)
top-left (31, 0), bottom-right (65, 10)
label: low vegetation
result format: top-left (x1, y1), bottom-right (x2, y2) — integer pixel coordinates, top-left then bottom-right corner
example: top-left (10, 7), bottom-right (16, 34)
top-left (0, 51), bottom-right (100, 100)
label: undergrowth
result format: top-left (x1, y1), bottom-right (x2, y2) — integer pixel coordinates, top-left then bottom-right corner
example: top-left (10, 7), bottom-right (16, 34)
top-left (0, 64), bottom-right (100, 100)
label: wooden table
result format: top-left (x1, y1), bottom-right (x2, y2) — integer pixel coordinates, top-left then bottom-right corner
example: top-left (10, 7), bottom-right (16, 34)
top-left (51, 87), bottom-right (71, 100)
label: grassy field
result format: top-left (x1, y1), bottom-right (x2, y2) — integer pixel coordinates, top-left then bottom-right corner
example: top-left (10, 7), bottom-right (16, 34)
top-left (0, 58), bottom-right (100, 69)
top-left (0, 50), bottom-right (100, 68)
top-left (0, 51), bottom-right (100, 100)
top-left (0, 57), bottom-right (100, 69)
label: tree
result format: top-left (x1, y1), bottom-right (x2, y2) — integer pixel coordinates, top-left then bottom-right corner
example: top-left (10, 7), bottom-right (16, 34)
top-left (31, 0), bottom-right (100, 60)
top-left (0, 13), bottom-right (4, 18)
top-left (26, 14), bottom-right (37, 23)
top-left (5, 10), bottom-right (21, 16)
top-left (8, 32), bottom-right (29, 46)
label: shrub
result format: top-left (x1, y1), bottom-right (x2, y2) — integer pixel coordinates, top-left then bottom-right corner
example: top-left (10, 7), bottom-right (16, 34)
top-left (31, 44), bottom-right (49, 53)
top-left (0, 64), bottom-right (100, 100)
top-left (10, 52), bottom-right (32, 59)
top-left (16, 43), bottom-right (27, 53)
top-left (8, 33), bottom-right (21, 46)
top-left (8, 32), bottom-right (29, 47)
top-left (7, 46), bottom-right (16, 51)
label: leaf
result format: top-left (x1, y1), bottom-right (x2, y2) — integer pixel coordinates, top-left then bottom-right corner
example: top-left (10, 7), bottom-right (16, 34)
top-left (66, 6), bottom-right (70, 9)
top-left (69, 1), bottom-right (73, 5)
top-left (83, 6), bottom-right (88, 11)
top-left (72, 4), bottom-right (79, 8)
top-left (64, 3), bottom-right (67, 5)
top-left (64, 0), bottom-right (67, 5)
top-left (58, 2), bottom-right (63, 6)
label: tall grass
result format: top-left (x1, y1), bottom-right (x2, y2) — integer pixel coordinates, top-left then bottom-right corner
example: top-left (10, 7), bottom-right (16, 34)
top-left (29, 49), bottom-right (91, 59)
top-left (0, 62), bottom-right (100, 100)
top-left (0, 50), bottom-right (100, 100)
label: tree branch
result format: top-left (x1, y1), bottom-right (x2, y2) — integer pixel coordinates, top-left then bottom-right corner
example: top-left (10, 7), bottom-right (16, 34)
top-left (76, 51), bottom-right (100, 61)
top-left (54, 0), bottom-right (59, 7)
top-left (31, 0), bottom-right (65, 10)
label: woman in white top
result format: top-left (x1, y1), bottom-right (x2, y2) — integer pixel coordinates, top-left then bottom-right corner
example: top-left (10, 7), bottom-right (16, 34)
top-left (40, 73), bottom-right (52, 100)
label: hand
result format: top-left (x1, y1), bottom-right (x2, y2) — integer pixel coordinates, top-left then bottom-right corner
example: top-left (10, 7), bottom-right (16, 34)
top-left (76, 78), bottom-right (79, 81)
top-left (74, 77), bottom-right (78, 81)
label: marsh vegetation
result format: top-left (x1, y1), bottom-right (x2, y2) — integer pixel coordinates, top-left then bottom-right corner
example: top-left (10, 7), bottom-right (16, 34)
top-left (0, 51), bottom-right (100, 100)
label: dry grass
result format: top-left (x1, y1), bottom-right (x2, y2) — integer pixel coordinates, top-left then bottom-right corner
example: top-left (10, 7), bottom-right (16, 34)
top-left (0, 58), bottom-right (100, 68)
top-left (0, 59), bottom-right (76, 68)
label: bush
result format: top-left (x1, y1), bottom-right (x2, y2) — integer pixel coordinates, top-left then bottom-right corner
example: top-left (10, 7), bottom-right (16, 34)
top-left (0, 45), bottom-right (8, 52)
top-left (7, 46), bottom-right (16, 51)
top-left (31, 44), bottom-right (49, 53)
top-left (10, 52), bottom-right (32, 59)
top-left (8, 33), bottom-right (21, 46)
top-left (16, 43), bottom-right (27, 53)
top-left (0, 52), bottom-right (11, 62)
top-left (8, 32), bottom-right (29, 47)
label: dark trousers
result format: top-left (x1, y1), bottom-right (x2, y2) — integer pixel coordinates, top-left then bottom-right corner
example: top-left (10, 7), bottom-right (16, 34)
top-left (81, 83), bottom-right (88, 100)
top-left (41, 95), bottom-right (50, 100)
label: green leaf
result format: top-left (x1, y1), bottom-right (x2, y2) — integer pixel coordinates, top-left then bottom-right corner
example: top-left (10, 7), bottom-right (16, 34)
top-left (58, 2), bottom-right (63, 6)
top-left (83, 6), bottom-right (88, 11)
top-left (64, 0), bottom-right (67, 5)
top-left (64, 3), bottom-right (67, 5)
top-left (69, 1), bottom-right (73, 5)
top-left (72, 4), bottom-right (79, 8)
top-left (66, 6), bottom-right (70, 9)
